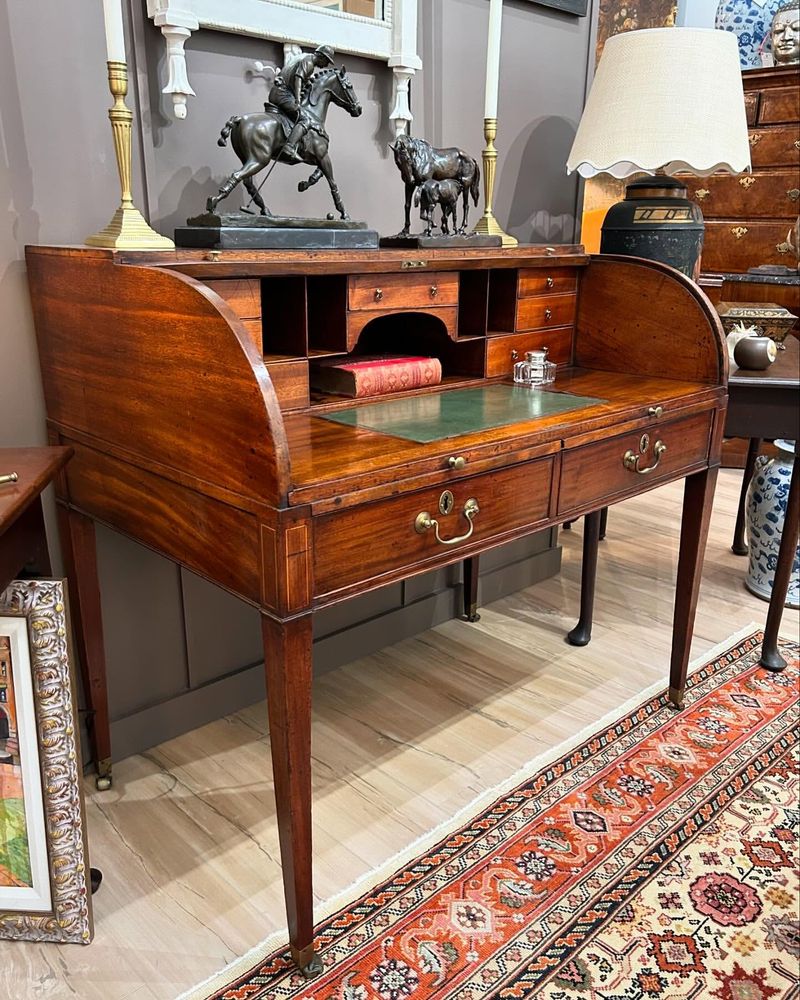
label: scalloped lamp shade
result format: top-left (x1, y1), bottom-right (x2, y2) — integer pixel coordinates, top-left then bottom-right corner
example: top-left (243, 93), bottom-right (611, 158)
top-left (567, 28), bottom-right (751, 179)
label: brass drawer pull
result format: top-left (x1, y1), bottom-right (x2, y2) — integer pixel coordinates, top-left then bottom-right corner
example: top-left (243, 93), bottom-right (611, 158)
top-left (624, 440), bottom-right (667, 475)
top-left (447, 455), bottom-right (467, 470)
top-left (749, 132), bottom-right (761, 146)
top-left (695, 188), bottom-right (710, 201)
top-left (430, 284), bottom-right (438, 298)
top-left (648, 405), bottom-right (663, 418)
top-left (374, 287), bottom-right (383, 301)
top-left (546, 276), bottom-right (554, 288)
top-left (511, 349), bottom-right (519, 361)
top-left (731, 226), bottom-right (748, 240)
top-left (795, 140), bottom-right (800, 150)
top-left (415, 497), bottom-right (480, 545)
top-left (544, 308), bottom-right (552, 321)
top-left (788, 189), bottom-right (800, 202)
top-left (739, 176), bottom-right (756, 189)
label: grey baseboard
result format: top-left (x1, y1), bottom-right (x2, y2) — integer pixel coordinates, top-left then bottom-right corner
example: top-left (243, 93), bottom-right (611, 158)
top-left (108, 543), bottom-right (562, 762)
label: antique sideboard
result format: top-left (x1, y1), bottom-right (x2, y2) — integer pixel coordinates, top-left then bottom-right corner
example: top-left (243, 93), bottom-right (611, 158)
top-left (26, 244), bottom-right (727, 975)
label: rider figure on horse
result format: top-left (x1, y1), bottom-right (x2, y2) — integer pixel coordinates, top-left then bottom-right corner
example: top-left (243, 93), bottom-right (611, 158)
top-left (268, 44), bottom-right (335, 161)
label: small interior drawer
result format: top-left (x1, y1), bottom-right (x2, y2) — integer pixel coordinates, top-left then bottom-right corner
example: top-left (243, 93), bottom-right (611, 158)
top-left (518, 268), bottom-right (578, 297)
top-left (485, 328), bottom-right (573, 377)
top-left (314, 456), bottom-right (555, 597)
top-left (348, 272), bottom-right (459, 311)
top-left (758, 87), bottom-right (800, 125)
top-left (558, 411), bottom-right (712, 514)
top-left (265, 359), bottom-right (309, 411)
top-left (516, 294), bottom-right (576, 332)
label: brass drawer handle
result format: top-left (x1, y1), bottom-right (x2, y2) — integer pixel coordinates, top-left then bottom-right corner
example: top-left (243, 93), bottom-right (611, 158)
top-left (546, 276), bottom-right (554, 288)
top-left (623, 440), bottom-right (667, 475)
top-left (788, 189), bottom-right (800, 202)
top-left (374, 287), bottom-right (383, 301)
top-left (776, 241), bottom-right (793, 254)
top-left (544, 308), bottom-right (552, 321)
top-left (430, 284), bottom-right (438, 298)
top-left (731, 226), bottom-right (748, 240)
top-left (648, 405), bottom-right (663, 418)
top-left (511, 349), bottom-right (519, 361)
top-left (415, 497), bottom-right (479, 545)
top-left (695, 188), bottom-right (710, 201)
top-left (795, 140), bottom-right (800, 150)
top-left (739, 176), bottom-right (756, 189)
top-left (749, 132), bottom-right (761, 146)
top-left (447, 455), bottom-right (467, 470)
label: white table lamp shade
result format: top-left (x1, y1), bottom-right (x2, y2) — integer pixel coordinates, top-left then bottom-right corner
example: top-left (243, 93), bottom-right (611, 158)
top-left (567, 28), bottom-right (751, 179)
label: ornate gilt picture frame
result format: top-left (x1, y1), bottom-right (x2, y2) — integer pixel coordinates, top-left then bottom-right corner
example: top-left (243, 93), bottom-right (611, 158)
top-left (0, 580), bottom-right (93, 944)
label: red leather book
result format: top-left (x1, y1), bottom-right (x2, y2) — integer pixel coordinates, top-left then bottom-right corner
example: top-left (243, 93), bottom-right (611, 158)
top-left (310, 355), bottom-right (442, 397)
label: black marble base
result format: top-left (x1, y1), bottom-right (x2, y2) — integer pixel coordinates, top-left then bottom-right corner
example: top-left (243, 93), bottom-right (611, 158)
top-left (379, 233), bottom-right (503, 249)
top-left (176, 224), bottom-right (380, 250)
top-left (187, 212), bottom-right (372, 230)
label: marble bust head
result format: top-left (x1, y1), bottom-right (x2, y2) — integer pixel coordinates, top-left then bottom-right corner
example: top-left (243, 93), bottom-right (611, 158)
top-left (771, 1), bottom-right (800, 64)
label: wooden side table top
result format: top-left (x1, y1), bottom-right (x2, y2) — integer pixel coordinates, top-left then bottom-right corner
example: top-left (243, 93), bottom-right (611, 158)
top-left (729, 334), bottom-right (800, 390)
top-left (0, 446), bottom-right (72, 536)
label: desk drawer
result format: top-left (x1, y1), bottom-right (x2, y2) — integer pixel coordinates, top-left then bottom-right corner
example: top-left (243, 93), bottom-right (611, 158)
top-left (518, 267), bottom-right (578, 297)
top-left (749, 125), bottom-right (800, 168)
top-left (516, 294), bottom-right (576, 332)
top-left (314, 457), bottom-right (554, 596)
top-left (486, 328), bottom-right (572, 376)
top-left (759, 87), bottom-right (800, 125)
top-left (348, 272), bottom-right (458, 311)
top-left (558, 411), bottom-right (712, 514)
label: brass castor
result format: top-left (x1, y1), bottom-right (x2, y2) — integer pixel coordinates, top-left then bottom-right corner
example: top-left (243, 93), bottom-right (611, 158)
top-left (298, 952), bottom-right (323, 979)
top-left (464, 611), bottom-right (481, 623)
top-left (668, 686), bottom-right (685, 711)
top-left (95, 774), bottom-right (112, 791)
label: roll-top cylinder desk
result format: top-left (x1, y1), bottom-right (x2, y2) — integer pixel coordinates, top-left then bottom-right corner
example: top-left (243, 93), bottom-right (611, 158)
top-left (26, 244), bottom-right (727, 974)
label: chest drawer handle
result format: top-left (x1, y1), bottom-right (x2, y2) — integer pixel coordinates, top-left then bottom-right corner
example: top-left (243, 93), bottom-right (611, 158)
top-left (546, 276), bottom-right (554, 288)
top-left (648, 405), bottom-right (663, 418)
top-left (749, 133), bottom-right (761, 146)
top-left (731, 227), bottom-right (748, 240)
top-left (788, 189), bottom-right (800, 203)
top-left (544, 308), bottom-right (552, 321)
top-left (430, 284), bottom-right (438, 298)
top-left (415, 497), bottom-right (480, 545)
top-left (739, 176), bottom-right (756, 189)
top-left (695, 189), bottom-right (710, 201)
top-left (374, 287), bottom-right (383, 301)
top-left (448, 455), bottom-right (467, 470)
top-left (624, 440), bottom-right (667, 475)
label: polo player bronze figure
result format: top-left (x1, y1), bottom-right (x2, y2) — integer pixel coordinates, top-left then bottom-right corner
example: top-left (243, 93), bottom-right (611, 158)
top-left (207, 47), bottom-right (362, 220)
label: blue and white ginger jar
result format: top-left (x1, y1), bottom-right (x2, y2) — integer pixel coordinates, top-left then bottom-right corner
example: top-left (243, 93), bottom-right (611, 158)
top-left (715, 0), bottom-right (783, 68)
top-left (746, 439), bottom-right (799, 608)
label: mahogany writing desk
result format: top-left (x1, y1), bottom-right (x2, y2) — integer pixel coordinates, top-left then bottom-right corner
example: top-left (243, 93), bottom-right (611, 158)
top-left (26, 244), bottom-right (727, 974)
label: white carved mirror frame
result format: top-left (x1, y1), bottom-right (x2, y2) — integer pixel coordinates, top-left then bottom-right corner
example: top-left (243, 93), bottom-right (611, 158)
top-left (146, 0), bottom-right (421, 134)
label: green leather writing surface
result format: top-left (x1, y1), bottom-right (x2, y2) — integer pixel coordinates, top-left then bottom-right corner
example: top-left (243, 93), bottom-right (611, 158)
top-left (318, 384), bottom-right (605, 443)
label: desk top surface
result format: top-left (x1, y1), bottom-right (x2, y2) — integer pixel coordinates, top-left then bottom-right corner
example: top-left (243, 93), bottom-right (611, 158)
top-left (0, 447), bottom-right (72, 535)
top-left (285, 369), bottom-right (722, 504)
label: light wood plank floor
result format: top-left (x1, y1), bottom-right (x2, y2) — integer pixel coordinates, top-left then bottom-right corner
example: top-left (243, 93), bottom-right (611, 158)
top-left (2, 471), bottom-right (798, 1000)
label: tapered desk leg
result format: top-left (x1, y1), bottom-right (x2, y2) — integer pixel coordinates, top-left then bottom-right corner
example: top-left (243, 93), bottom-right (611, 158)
top-left (58, 507), bottom-right (113, 789)
top-left (598, 506), bottom-right (608, 541)
top-left (463, 556), bottom-right (480, 622)
top-left (759, 456), bottom-right (798, 673)
top-left (262, 613), bottom-right (321, 979)
top-left (669, 467), bottom-right (718, 709)
top-left (732, 438), bottom-right (761, 556)
top-left (567, 509), bottom-right (601, 646)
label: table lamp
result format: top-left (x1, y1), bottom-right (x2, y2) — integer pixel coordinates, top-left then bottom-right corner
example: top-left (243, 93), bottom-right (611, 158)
top-left (567, 28), bottom-right (751, 278)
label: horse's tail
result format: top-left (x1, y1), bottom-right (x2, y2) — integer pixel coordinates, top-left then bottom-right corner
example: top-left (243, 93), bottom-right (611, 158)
top-left (470, 158), bottom-right (481, 206)
top-left (217, 116), bottom-right (242, 147)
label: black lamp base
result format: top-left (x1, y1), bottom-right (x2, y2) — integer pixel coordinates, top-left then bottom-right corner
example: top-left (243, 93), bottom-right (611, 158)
top-left (600, 175), bottom-right (704, 279)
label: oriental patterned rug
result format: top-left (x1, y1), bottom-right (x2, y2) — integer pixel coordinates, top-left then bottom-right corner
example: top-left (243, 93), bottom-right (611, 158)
top-left (181, 628), bottom-right (799, 1000)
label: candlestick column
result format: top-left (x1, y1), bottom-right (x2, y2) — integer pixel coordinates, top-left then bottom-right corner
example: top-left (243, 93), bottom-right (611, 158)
top-left (473, 0), bottom-right (517, 246)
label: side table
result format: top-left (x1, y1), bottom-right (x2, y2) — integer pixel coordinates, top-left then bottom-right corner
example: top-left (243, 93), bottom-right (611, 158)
top-left (727, 336), bottom-right (800, 671)
top-left (0, 445), bottom-right (102, 893)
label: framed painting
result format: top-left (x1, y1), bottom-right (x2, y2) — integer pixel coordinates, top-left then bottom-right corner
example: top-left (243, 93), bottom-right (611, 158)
top-left (0, 579), bottom-right (93, 944)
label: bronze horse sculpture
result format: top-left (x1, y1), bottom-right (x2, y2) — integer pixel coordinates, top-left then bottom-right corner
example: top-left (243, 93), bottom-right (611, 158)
top-left (208, 66), bottom-right (362, 219)
top-left (391, 134), bottom-right (481, 236)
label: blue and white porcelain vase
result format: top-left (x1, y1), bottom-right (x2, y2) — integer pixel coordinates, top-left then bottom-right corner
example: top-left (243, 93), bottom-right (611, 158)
top-left (715, 0), bottom-right (783, 68)
top-left (746, 439), bottom-right (799, 608)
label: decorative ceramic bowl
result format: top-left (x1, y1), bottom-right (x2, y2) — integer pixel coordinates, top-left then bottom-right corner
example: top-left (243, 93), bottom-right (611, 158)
top-left (733, 335), bottom-right (778, 370)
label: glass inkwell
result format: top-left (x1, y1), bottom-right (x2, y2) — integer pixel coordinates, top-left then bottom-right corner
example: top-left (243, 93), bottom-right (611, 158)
top-left (513, 347), bottom-right (556, 387)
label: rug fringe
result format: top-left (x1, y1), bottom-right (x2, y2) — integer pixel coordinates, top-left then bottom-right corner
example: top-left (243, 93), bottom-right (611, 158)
top-left (175, 622), bottom-right (763, 1000)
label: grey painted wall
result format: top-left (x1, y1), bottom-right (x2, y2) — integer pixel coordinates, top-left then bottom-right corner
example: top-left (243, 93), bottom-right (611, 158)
top-left (2, 0), bottom-right (595, 761)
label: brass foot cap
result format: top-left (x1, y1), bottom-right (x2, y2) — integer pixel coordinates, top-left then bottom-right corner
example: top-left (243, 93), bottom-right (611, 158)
top-left (668, 686), bottom-right (685, 711)
top-left (291, 946), bottom-right (323, 979)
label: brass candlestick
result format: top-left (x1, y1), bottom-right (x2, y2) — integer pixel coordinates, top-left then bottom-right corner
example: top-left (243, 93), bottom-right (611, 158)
top-left (86, 62), bottom-right (174, 250)
top-left (472, 117), bottom-right (517, 247)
